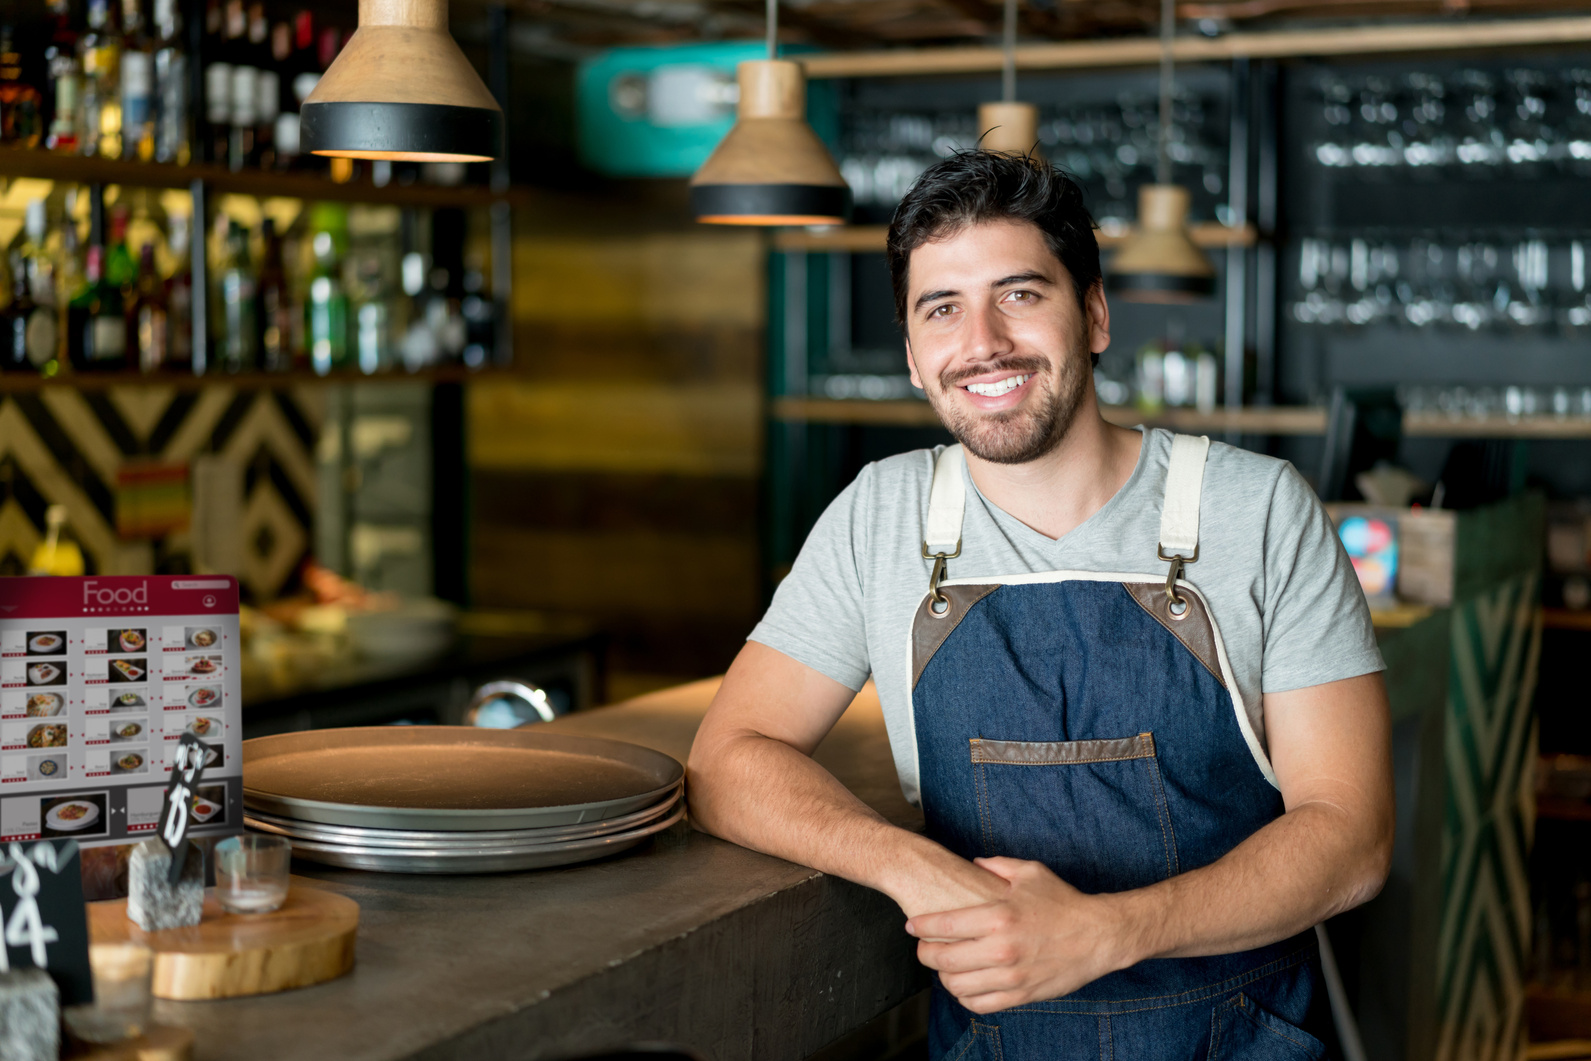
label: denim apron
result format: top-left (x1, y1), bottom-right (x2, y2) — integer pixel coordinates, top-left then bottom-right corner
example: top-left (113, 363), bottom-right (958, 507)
top-left (912, 436), bottom-right (1333, 1060)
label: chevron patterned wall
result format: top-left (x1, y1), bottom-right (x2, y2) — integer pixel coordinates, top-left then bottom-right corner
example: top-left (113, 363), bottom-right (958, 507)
top-left (0, 385), bottom-right (322, 601)
top-left (1436, 570), bottom-right (1543, 1061)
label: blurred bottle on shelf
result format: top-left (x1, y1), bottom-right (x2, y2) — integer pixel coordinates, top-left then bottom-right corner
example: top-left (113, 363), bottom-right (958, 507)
top-left (45, 0), bottom-right (82, 152)
top-left (165, 211), bottom-right (193, 372)
top-left (79, 0), bottom-right (122, 158)
top-left (30, 505), bottom-right (86, 577)
top-left (127, 242), bottom-right (167, 371)
top-left (3, 251), bottom-right (38, 370)
top-left (307, 205), bottom-right (349, 374)
top-left (0, 26), bottom-right (44, 147)
top-left (201, 0), bottom-right (234, 164)
top-left (19, 201), bottom-right (60, 375)
top-left (460, 264), bottom-right (495, 369)
top-left (120, 0), bottom-right (154, 160)
top-left (257, 217), bottom-right (293, 371)
top-left (252, 13), bottom-right (282, 169)
top-left (69, 245), bottom-right (128, 371)
top-left (352, 256), bottom-right (391, 374)
top-left (105, 206), bottom-right (137, 292)
top-left (217, 218), bottom-right (256, 371)
top-left (152, 0), bottom-right (187, 163)
top-left (273, 9), bottom-right (315, 170)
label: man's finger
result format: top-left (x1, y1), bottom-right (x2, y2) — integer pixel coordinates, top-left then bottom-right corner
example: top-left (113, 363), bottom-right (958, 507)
top-left (905, 902), bottom-right (1002, 941)
top-left (955, 989), bottom-right (1027, 1015)
top-left (938, 965), bottom-right (1026, 999)
top-left (916, 936), bottom-right (1021, 974)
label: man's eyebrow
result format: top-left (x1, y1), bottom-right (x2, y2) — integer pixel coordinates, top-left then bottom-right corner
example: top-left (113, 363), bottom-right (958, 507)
top-left (913, 289), bottom-right (957, 312)
top-left (992, 272), bottom-right (1053, 288)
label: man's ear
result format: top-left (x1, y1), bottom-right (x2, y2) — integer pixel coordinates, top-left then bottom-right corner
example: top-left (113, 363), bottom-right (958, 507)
top-left (1086, 281), bottom-right (1111, 358)
top-left (905, 340), bottom-right (924, 390)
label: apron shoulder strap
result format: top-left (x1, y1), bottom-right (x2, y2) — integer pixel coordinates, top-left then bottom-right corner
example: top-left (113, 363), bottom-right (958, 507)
top-left (924, 444), bottom-right (966, 556)
top-left (1159, 433), bottom-right (1211, 562)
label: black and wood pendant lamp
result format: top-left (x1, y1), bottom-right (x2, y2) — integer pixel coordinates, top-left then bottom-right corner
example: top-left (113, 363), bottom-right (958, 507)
top-left (690, 0), bottom-right (850, 225)
top-left (299, 0), bottom-right (503, 163)
top-left (1106, 0), bottom-right (1216, 301)
top-left (977, 0), bottom-right (1038, 155)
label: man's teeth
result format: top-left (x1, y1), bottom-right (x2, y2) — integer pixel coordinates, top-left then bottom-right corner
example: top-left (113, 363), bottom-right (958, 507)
top-left (964, 374), bottom-right (1031, 397)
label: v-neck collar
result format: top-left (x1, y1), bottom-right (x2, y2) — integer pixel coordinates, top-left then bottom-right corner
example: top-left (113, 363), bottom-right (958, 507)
top-left (962, 426), bottom-right (1156, 555)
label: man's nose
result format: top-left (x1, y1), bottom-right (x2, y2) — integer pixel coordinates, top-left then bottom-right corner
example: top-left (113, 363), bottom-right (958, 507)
top-left (963, 303), bottom-right (1014, 361)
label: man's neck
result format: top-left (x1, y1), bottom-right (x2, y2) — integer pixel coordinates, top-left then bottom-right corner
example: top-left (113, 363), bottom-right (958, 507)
top-left (962, 406), bottom-right (1143, 542)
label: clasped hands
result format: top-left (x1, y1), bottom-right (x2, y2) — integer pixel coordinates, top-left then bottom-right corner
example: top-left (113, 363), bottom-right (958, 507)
top-left (905, 856), bottom-right (1138, 1015)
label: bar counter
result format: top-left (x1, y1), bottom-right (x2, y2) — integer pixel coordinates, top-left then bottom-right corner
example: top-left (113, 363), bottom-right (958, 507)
top-left (157, 679), bottom-right (927, 1061)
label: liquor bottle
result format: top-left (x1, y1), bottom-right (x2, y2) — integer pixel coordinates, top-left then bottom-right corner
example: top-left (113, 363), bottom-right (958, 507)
top-left (152, 0), bottom-right (187, 163)
top-left (127, 243), bottom-right (167, 371)
top-left (255, 20), bottom-right (286, 170)
top-left (224, 0), bottom-right (255, 170)
top-left (218, 219), bottom-right (256, 372)
top-left (78, 0), bottom-right (121, 158)
top-left (56, 215), bottom-right (85, 334)
top-left (352, 257), bottom-right (391, 374)
top-left (68, 245), bottom-right (127, 371)
top-left (0, 27), bottom-right (44, 147)
top-left (105, 206), bottom-right (137, 293)
top-left (46, 1), bottom-right (82, 153)
top-left (120, 0), bottom-right (153, 160)
top-left (201, 0), bottom-right (234, 164)
top-left (165, 212), bottom-right (193, 372)
top-left (306, 223), bottom-right (347, 375)
top-left (15, 202), bottom-right (60, 374)
top-left (3, 254), bottom-right (37, 371)
top-left (257, 218), bottom-right (292, 371)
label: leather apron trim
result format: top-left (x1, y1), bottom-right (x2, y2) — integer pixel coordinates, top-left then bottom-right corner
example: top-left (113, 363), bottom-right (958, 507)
top-left (970, 732), bottom-right (1156, 766)
top-left (1121, 582), bottom-right (1228, 690)
top-left (911, 583), bottom-right (1000, 689)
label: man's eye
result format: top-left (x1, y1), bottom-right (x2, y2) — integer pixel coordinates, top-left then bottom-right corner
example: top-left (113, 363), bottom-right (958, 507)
top-left (930, 304), bottom-right (955, 317)
top-left (1007, 291), bottom-right (1034, 302)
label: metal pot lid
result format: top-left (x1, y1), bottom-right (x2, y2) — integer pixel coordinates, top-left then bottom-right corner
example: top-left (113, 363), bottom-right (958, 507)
top-left (243, 727), bottom-right (684, 832)
top-left (263, 802), bottom-right (685, 875)
top-left (243, 786), bottom-right (681, 849)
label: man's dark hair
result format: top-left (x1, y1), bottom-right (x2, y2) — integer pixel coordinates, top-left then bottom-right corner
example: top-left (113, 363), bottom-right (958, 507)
top-left (886, 151), bottom-right (1101, 341)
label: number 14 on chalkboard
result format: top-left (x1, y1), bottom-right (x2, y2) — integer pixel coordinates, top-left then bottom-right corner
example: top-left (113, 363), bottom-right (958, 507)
top-left (0, 840), bottom-right (92, 1005)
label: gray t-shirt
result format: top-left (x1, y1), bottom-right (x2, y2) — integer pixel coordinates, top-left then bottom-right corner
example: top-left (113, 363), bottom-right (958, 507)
top-left (749, 427), bottom-right (1385, 805)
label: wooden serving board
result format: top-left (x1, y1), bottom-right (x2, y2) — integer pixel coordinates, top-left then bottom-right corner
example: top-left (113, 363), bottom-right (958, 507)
top-left (66, 1024), bottom-right (194, 1061)
top-left (88, 878), bottom-right (357, 1000)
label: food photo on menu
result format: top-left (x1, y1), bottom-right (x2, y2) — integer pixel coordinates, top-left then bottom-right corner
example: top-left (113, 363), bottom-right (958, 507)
top-left (111, 749), bottom-right (149, 776)
top-left (187, 685), bottom-right (221, 710)
top-left (40, 792), bottom-right (108, 839)
top-left (110, 628), bottom-right (147, 653)
top-left (25, 631), bottom-right (66, 656)
top-left (26, 691), bottom-right (65, 717)
top-left (108, 657), bottom-right (148, 683)
top-left (184, 654), bottom-right (222, 677)
top-left (186, 715), bottom-right (222, 739)
top-left (25, 722), bottom-right (67, 748)
top-left (109, 718), bottom-right (148, 744)
top-left (185, 627), bottom-right (219, 649)
top-left (26, 660), bottom-right (67, 686)
top-left (191, 783), bottom-right (226, 826)
top-left (108, 689), bottom-right (147, 711)
top-left (28, 753), bottom-right (64, 780)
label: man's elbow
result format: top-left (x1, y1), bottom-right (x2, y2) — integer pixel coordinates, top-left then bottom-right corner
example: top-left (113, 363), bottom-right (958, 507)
top-left (1344, 807), bottom-right (1396, 910)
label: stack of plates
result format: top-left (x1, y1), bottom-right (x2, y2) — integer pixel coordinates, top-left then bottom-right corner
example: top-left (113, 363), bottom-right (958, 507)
top-left (242, 727), bottom-right (685, 874)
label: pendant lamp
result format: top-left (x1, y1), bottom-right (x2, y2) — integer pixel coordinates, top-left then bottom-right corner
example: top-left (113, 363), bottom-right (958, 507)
top-left (978, 0), bottom-right (1038, 155)
top-left (690, 0), bottom-right (849, 225)
top-left (1105, 0), bottom-right (1215, 302)
top-left (299, 0), bottom-right (502, 163)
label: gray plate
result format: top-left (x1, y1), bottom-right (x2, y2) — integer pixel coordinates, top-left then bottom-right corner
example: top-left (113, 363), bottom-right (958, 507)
top-left (260, 803), bottom-right (686, 874)
top-left (243, 727), bottom-right (684, 831)
top-left (243, 786), bottom-right (681, 849)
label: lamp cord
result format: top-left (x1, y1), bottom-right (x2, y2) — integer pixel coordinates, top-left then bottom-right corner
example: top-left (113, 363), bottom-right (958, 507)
top-left (1157, 0), bottom-right (1173, 184)
top-left (1002, 0), bottom-right (1017, 103)
top-left (767, 0), bottom-right (778, 59)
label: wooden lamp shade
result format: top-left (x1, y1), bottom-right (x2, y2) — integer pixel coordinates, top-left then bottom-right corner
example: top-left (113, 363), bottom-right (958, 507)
top-left (977, 102), bottom-right (1038, 155)
top-left (300, 0), bottom-right (502, 163)
top-left (1106, 184), bottom-right (1216, 303)
top-left (690, 60), bottom-right (850, 226)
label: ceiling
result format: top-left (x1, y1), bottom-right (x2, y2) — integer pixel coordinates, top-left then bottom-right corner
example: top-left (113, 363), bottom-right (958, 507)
top-left (460, 0), bottom-right (1591, 54)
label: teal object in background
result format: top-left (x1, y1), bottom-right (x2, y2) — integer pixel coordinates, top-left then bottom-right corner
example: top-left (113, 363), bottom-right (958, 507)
top-left (577, 41), bottom-right (836, 178)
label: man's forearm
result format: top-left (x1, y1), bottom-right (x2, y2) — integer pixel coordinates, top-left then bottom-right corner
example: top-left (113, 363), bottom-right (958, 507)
top-left (1109, 799), bottom-right (1392, 966)
top-left (689, 732), bottom-right (1005, 917)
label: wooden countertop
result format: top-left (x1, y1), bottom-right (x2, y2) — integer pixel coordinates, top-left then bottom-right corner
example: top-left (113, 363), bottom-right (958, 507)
top-left (158, 680), bottom-right (925, 1061)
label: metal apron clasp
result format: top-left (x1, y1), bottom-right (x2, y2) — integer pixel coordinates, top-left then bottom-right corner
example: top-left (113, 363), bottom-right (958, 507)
top-left (922, 539), bottom-right (962, 617)
top-left (1157, 543), bottom-right (1198, 620)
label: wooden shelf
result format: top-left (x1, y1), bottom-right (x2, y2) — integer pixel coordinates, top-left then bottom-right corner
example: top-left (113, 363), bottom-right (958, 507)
top-left (771, 222), bottom-right (1257, 253)
top-left (0, 146), bottom-right (523, 208)
top-left (799, 15), bottom-right (1591, 79)
top-left (0, 365), bottom-right (504, 391)
top-left (1544, 608), bottom-right (1591, 632)
top-left (1405, 411), bottom-right (1591, 440)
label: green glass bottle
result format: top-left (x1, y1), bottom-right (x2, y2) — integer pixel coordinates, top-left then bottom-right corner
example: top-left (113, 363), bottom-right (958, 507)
top-left (307, 227), bottom-right (347, 375)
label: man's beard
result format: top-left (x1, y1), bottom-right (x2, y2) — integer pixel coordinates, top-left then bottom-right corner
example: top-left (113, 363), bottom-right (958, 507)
top-left (926, 350), bottom-right (1091, 465)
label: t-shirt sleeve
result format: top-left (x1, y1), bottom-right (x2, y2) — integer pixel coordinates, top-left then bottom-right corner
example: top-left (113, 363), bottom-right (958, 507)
top-left (1259, 462), bottom-right (1386, 693)
top-left (747, 467), bottom-right (875, 691)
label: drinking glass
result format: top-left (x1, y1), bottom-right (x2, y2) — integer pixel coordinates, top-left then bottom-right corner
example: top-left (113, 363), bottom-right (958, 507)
top-left (215, 834), bottom-right (291, 915)
top-left (63, 942), bottom-right (154, 1044)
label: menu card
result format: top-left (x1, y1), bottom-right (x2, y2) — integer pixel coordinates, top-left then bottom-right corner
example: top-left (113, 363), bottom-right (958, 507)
top-left (0, 577), bottom-right (242, 848)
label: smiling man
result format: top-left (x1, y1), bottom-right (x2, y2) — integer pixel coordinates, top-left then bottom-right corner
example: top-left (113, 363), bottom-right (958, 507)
top-left (688, 152), bottom-right (1394, 1059)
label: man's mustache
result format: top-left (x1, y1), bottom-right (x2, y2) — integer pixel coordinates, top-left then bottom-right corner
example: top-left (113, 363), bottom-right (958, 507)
top-left (939, 356), bottom-right (1048, 391)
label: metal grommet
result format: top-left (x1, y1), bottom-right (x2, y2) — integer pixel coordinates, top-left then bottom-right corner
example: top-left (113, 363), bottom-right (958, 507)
top-left (928, 594), bottom-right (951, 618)
top-left (1168, 597), bottom-right (1189, 620)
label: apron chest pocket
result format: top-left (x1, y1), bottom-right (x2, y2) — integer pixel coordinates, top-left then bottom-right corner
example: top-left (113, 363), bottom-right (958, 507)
top-left (969, 732), bottom-right (1180, 894)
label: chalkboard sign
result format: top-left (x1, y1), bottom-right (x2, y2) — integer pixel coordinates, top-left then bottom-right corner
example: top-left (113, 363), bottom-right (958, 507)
top-left (0, 839), bottom-right (92, 1006)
